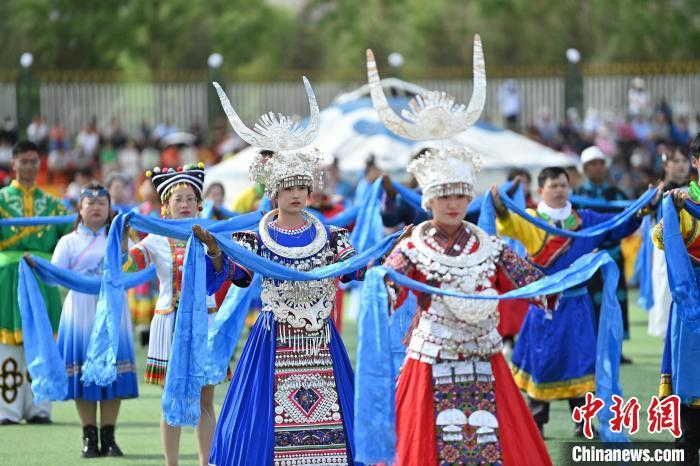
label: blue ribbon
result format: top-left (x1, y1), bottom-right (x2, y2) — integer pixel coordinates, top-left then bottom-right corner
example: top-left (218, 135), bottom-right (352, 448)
top-left (349, 179), bottom-right (386, 252)
top-left (355, 250), bottom-right (627, 462)
top-left (498, 185), bottom-right (656, 238)
top-left (0, 214), bottom-right (77, 226)
top-left (18, 255), bottom-right (154, 402)
top-left (17, 259), bottom-right (68, 403)
top-left (662, 196), bottom-right (700, 330)
top-left (162, 238), bottom-right (209, 425)
top-left (205, 274), bottom-right (263, 385)
top-left (26, 255), bottom-right (156, 293)
top-left (354, 267), bottom-right (396, 463)
top-left (636, 216), bottom-right (655, 310)
top-left (570, 195), bottom-right (631, 210)
top-left (85, 206), bottom-right (400, 426)
top-left (81, 214), bottom-right (131, 386)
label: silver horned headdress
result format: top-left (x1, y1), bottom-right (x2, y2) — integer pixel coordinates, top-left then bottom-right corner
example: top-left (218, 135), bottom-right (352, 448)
top-left (408, 147), bottom-right (482, 209)
top-left (367, 34), bottom-right (486, 206)
top-left (213, 77), bottom-right (322, 196)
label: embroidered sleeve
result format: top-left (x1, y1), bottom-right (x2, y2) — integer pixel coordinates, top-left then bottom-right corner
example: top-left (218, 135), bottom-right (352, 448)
top-left (124, 235), bottom-right (156, 272)
top-left (232, 231), bottom-right (259, 252)
top-left (382, 240), bottom-right (416, 310)
top-left (330, 227), bottom-right (356, 262)
top-left (331, 227), bottom-right (365, 282)
top-left (497, 245), bottom-right (542, 288)
top-left (225, 231), bottom-right (257, 285)
top-left (496, 243), bottom-right (554, 310)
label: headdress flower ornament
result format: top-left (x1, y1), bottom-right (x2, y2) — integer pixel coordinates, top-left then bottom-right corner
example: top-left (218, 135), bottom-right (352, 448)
top-left (249, 149), bottom-right (323, 197)
top-left (80, 186), bottom-right (109, 199)
top-left (146, 163), bottom-right (206, 201)
top-left (367, 34), bottom-right (486, 206)
top-left (212, 77), bottom-right (322, 196)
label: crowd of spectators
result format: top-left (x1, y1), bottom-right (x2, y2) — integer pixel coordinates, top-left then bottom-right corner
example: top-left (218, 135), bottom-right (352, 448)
top-left (1, 76), bottom-right (698, 207)
top-left (0, 114), bottom-right (248, 206)
top-left (506, 77), bottom-right (699, 196)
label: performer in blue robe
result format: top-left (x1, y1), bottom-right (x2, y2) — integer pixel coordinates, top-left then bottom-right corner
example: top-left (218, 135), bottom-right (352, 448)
top-left (492, 166), bottom-right (656, 437)
top-left (652, 135), bottom-right (700, 463)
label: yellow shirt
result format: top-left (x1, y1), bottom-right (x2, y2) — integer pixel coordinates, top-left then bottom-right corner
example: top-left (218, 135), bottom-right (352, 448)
top-left (229, 185), bottom-right (260, 213)
top-left (651, 209), bottom-right (700, 256)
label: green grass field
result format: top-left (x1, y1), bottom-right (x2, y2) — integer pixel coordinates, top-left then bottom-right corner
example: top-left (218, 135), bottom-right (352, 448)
top-left (0, 290), bottom-right (670, 465)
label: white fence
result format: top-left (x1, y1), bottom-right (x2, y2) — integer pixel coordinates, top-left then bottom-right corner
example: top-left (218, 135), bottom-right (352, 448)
top-left (0, 74), bottom-right (697, 135)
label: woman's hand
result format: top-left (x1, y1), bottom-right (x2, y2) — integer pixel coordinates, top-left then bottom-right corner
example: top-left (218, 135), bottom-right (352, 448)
top-left (23, 252), bottom-right (36, 268)
top-left (397, 224), bottom-right (414, 244)
top-left (668, 188), bottom-right (688, 212)
top-left (381, 174), bottom-right (397, 198)
top-left (490, 185), bottom-right (509, 217)
top-left (649, 181), bottom-right (665, 209)
top-left (192, 225), bottom-right (221, 255)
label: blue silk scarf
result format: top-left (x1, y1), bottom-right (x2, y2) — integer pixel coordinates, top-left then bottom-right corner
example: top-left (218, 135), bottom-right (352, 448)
top-left (18, 255), bottom-right (154, 402)
top-left (355, 250), bottom-right (627, 463)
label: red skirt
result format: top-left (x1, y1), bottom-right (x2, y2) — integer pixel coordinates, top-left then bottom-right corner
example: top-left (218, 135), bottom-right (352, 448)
top-left (497, 300), bottom-right (529, 339)
top-left (395, 353), bottom-right (552, 466)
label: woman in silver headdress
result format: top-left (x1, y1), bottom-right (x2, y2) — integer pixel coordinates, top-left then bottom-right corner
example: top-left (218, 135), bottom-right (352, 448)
top-left (204, 79), bottom-right (366, 466)
top-left (366, 37), bottom-right (553, 465)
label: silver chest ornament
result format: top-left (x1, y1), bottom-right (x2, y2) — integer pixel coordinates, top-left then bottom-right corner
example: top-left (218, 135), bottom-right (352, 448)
top-left (258, 211), bottom-right (336, 334)
top-left (405, 222), bottom-right (504, 363)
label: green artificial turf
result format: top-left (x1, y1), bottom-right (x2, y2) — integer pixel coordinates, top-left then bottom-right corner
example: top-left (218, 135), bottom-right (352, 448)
top-left (0, 290), bottom-right (671, 465)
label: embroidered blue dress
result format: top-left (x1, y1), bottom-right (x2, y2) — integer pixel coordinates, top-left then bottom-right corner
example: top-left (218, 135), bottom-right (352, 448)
top-left (496, 208), bottom-right (639, 401)
top-left (209, 211), bottom-right (364, 466)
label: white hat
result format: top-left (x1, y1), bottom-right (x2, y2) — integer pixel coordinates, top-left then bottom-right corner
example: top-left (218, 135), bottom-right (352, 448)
top-left (580, 146), bottom-right (607, 167)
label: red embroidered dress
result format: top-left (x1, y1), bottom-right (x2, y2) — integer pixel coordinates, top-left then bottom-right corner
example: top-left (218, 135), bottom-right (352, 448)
top-left (384, 221), bottom-right (552, 466)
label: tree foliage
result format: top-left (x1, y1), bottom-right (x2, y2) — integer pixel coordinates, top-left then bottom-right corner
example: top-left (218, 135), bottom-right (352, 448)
top-left (0, 0), bottom-right (698, 78)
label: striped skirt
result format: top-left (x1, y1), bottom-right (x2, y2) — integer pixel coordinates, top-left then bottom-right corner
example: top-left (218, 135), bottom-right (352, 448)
top-left (145, 311), bottom-right (230, 386)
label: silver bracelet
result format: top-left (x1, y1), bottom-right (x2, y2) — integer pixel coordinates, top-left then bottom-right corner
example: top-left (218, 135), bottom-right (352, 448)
top-left (207, 250), bottom-right (222, 259)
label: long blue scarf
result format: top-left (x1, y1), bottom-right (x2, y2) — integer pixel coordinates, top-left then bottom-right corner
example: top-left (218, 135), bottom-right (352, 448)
top-left (355, 250), bottom-right (627, 463)
top-left (84, 206), bottom-right (401, 425)
top-left (81, 213), bottom-right (133, 386)
top-left (497, 185), bottom-right (656, 238)
top-left (18, 255), bottom-right (155, 401)
top-left (81, 211), bottom-right (264, 387)
top-left (636, 215), bottom-right (655, 310)
top-left (349, 179), bottom-right (386, 252)
top-left (0, 214), bottom-right (77, 226)
top-left (570, 195), bottom-right (631, 210)
top-left (662, 196), bottom-right (700, 330)
top-left (660, 196), bottom-right (700, 403)
top-left (161, 237), bottom-right (209, 425)
top-left (205, 274), bottom-right (263, 385)
top-left (17, 259), bottom-right (68, 403)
